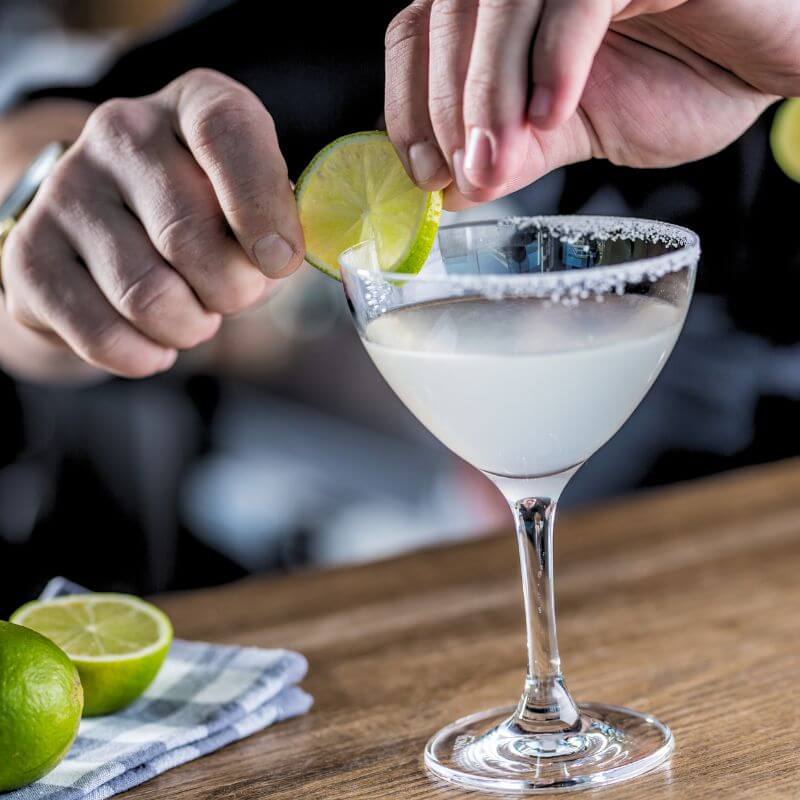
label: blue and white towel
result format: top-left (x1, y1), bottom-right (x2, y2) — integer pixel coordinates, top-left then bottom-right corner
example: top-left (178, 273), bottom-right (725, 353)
top-left (5, 578), bottom-right (312, 800)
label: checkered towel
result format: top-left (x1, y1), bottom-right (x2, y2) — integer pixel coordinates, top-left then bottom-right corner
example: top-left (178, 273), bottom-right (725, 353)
top-left (5, 578), bottom-right (313, 800)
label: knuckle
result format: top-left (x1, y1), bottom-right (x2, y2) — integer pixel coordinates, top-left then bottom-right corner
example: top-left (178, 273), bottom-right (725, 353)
top-left (85, 99), bottom-right (135, 140)
top-left (3, 219), bottom-right (46, 287)
top-left (181, 67), bottom-right (231, 90)
top-left (464, 73), bottom-right (498, 114)
top-left (385, 3), bottom-right (429, 51)
top-left (384, 114), bottom-right (416, 148)
top-left (4, 291), bottom-right (28, 327)
top-left (36, 155), bottom-right (93, 215)
top-left (117, 267), bottom-right (218, 349)
top-left (84, 98), bottom-right (162, 154)
top-left (81, 319), bottom-right (127, 366)
top-left (477, 0), bottom-right (524, 11)
top-left (189, 94), bottom-right (268, 155)
top-left (431, 0), bottom-right (474, 22)
top-left (428, 92), bottom-right (462, 131)
top-left (156, 208), bottom-right (221, 264)
top-left (78, 321), bottom-right (160, 379)
top-left (2, 225), bottom-right (30, 278)
top-left (2, 230), bottom-right (33, 319)
top-left (465, 71), bottom-right (498, 96)
top-left (116, 264), bottom-right (175, 321)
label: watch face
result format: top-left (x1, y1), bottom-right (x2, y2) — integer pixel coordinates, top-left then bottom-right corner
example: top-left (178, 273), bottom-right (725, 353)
top-left (0, 142), bottom-right (66, 223)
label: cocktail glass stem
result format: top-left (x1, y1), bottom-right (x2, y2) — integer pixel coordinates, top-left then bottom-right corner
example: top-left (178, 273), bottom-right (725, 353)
top-left (512, 495), bottom-right (582, 742)
top-left (491, 468), bottom-right (583, 754)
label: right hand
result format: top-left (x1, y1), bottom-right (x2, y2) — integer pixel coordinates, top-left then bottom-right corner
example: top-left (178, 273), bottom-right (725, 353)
top-left (385, 0), bottom-right (799, 208)
top-left (2, 69), bottom-right (305, 378)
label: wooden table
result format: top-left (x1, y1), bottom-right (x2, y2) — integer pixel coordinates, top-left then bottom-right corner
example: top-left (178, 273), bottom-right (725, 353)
top-left (136, 460), bottom-right (800, 799)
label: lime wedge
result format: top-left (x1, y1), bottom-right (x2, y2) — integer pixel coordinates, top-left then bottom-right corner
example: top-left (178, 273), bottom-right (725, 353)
top-left (296, 131), bottom-right (442, 279)
top-left (11, 594), bottom-right (173, 717)
top-left (771, 98), bottom-right (800, 182)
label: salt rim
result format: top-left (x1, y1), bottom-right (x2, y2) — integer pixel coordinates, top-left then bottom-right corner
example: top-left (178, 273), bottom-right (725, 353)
top-left (340, 216), bottom-right (700, 301)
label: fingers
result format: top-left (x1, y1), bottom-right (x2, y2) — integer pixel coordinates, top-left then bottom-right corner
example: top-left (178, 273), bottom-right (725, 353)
top-left (428, 0), bottom-right (479, 194)
top-left (161, 69), bottom-right (305, 279)
top-left (3, 212), bottom-right (177, 379)
top-left (44, 152), bottom-right (222, 350)
top-left (80, 99), bottom-right (273, 315)
top-left (386, 0), bottom-right (615, 200)
top-left (443, 111), bottom-right (595, 209)
top-left (528, 0), bottom-right (614, 130)
top-left (385, 1), bottom-right (451, 190)
top-left (462, 0), bottom-right (542, 189)
top-left (0, 69), bottom-right (304, 379)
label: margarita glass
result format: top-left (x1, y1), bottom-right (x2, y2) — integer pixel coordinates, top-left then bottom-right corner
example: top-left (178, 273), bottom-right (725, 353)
top-left (340, 216), bottom-right (699, 794)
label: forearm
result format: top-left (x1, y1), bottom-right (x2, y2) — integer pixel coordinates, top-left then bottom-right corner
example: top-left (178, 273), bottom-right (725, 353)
top-left (0, 99), bottom-right (101, 384)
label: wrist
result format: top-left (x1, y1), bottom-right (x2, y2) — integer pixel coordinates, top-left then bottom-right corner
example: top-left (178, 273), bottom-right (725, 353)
top-left (0, 99), bottom-right (92, 198)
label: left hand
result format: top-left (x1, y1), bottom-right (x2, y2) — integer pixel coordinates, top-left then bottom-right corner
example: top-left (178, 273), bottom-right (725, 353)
top-left (384, 0), bottom-right (800, 208)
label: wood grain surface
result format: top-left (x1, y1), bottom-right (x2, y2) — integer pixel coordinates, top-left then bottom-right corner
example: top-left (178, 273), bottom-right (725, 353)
top-left (133, 459), bottom-right (800, 799)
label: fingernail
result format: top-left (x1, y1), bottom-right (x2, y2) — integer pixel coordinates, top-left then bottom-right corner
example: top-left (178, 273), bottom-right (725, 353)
top-left (452, 149), bottom-right (474, 195)
top-left (530, 86), bottom-right (553, 121)
top-left (254, 233), bottom-right (294, 277)
top-left (408, 141), bottom-right (446, 184)
top-left (464, 127), bottom-right (496, 176)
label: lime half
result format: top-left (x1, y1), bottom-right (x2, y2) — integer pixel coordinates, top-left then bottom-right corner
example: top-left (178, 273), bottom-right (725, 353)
top-left (771, 98), bottom-right (800, 182)
top-left (296, 131), bottom-right (442, 279)
top-left (11, 594), bottom-right (173, 717)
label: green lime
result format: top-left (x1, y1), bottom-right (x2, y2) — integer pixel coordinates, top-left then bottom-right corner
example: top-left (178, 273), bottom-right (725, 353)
top-left (0, 621), bottom-right (83, 791)
top-left (295, 130), bottom-right (442, 280)
top-left (11, 594), bottom-right (173, 717)
top-left (771, 98), bottom-right (800, 182)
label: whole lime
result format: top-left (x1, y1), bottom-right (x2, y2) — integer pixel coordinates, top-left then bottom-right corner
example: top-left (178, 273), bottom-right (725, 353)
top-left (0, 621), bottom-right (84, 791)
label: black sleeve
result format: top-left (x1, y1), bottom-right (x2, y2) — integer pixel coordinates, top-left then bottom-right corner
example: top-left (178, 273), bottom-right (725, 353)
top-left (28, 0), bottom-right (404, 178)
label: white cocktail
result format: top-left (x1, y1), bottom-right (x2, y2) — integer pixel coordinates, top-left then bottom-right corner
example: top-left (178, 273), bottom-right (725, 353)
top-left (340, 217), bottom-right (699, 794)
top-left (364, 294), bottom-right (682, 478)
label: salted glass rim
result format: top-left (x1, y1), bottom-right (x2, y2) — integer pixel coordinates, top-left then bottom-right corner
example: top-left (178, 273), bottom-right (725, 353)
top-left (338, 215), bottom-right (700, 289)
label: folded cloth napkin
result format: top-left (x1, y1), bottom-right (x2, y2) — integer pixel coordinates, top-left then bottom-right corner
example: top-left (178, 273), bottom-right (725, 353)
top-left (5, 577), bottom-right (312, 800)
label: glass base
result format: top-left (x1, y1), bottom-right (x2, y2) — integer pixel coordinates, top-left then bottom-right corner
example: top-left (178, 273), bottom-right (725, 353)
top-left (424, 703), bottom-right (673, 794)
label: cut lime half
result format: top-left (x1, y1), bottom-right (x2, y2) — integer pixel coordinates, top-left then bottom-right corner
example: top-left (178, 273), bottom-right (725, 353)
top-left (296, 131), bottom-right (442, 280)
top-left (11, 594), bottom-right (173, 717)
top-left (771, 98), bottom-right (800, 182)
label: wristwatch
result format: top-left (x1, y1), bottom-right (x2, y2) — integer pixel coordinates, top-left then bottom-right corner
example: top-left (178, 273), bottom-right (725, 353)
top-left (0, 142), bottom-right (67, 291)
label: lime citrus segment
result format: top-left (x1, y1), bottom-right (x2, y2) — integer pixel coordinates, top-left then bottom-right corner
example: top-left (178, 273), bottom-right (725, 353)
top-left (771, 98), bottom-right (800, 182)
top-left (296, 131), bottom-right (442, 279)
top-left (11, 594), bottom-right (173, 717)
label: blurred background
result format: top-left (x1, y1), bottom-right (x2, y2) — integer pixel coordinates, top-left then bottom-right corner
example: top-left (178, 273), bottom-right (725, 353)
top-left (2, 0), bottom-right (800, 617)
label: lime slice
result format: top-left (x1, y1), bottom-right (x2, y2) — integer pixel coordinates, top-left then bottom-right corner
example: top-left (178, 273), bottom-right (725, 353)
top-left (11, 594), bottom-right (173, 717)
top-left (771, 98), bottom-right (800, 182)
top-left (296, 131), bottom-right (442, 279)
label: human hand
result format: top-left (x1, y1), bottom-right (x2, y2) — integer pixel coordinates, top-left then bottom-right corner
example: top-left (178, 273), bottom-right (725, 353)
top-left (385, 0), bottom-right (800, 207)
top-left (2, 69), bottom-right (305, 378)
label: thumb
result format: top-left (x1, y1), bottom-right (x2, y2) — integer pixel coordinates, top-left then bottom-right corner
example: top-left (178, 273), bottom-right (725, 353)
top-left (443, 115), bottom-right (595, 211)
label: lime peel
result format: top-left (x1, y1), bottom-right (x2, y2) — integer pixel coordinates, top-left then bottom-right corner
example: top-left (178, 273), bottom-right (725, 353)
top-left (771, 98), bottom-right (800, 183)
top-left (11, 593), bottom-right (173, 717)
top-left (0, 621), bottom-right (83, 791)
